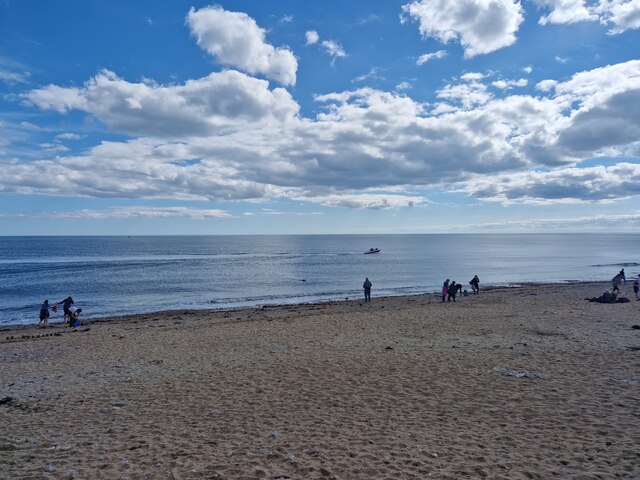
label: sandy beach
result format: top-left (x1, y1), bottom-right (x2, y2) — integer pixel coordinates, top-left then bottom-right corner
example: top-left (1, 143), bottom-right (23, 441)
top-left (1, 282), bottom-right (639, 479)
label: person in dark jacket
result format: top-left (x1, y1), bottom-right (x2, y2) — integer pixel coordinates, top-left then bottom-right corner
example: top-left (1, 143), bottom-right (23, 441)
top-left (469, 275), bottom-right (480, 294)
top-left (39, 300), bottom-right (50, 325)
top-left (57, 296), bottom-right (74, 324)
top-left (363, 277), bottom-right (372, 302)
top-left (447, 281), bottom-right (460, 302)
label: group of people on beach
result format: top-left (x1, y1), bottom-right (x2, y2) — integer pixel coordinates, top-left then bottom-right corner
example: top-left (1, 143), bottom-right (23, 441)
top-left (587, 268), bottom-right (640, 304)
top-left (441, 275), bottom-right (480, 302)
top-left (38, 296), bottom-right (82, 326)
top-left (361, 275), bottom-right (480, 302)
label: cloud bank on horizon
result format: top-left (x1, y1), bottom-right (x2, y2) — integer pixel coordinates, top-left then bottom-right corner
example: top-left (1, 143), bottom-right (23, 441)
top-left (1, 0), bottom-right (640, 233)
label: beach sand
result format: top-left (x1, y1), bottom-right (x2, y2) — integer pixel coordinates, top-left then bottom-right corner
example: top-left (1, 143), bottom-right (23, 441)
top-left (1, 282), bottom-right (639, 479)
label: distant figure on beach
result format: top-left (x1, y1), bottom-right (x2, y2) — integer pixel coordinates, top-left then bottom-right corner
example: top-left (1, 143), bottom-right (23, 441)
top-left (442, 279), bottom-right (449, 303)
top-left (587, 290), bottom-right (629, 303)
top-left (363, 277), bottom-right (372, 302)
top-left (634, 279), bottom-right (639, 300)
top-left (39, 300), bottom-right (50, 326)
top-left (57, 296), bottom-right (74, 324)
top-left (612, 274), bottom-right (624, 294)
top-left (619, 268), bottom-right (626, 284)
top-left (447, 281), bottom-right (459, 302)
top-left (68, 306), bottom-right (82, 326)
top-left (469, 275), bottom-right (480, 294)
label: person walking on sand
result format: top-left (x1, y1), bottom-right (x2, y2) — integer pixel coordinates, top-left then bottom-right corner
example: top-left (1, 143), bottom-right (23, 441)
top-left (442, 279), bottom-right (449, 303)
top-left (634, 279), bottom-right (639, 300)
top-left (39, 300), bottom-right (51, 326)
top-left (363, 277), bottom-right (372, 302)
top-left (469, 275), bottom-right (480, 294)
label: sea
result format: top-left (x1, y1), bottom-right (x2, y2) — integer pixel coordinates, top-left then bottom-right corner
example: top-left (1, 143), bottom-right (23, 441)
top-left (1, 234), bottom-right (637, 326)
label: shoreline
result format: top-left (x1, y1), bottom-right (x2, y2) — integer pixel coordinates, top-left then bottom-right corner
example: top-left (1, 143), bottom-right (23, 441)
top-left (2, 281), bottom-right (639, 478)
top-left (0, 280), bottom-right (614, 331)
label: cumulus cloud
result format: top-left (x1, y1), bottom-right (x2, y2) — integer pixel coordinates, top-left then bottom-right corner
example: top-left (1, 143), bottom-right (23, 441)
top-left (534, 0), bottom-right (640, 33)
top-left (401, 0), bottom-right (524, 57)
top-left (24, 69), bottom-right (299, 137)
top-left (305, 30), bottom-right (319, 45)
top-left (416, 50), bottom-right (447, 65)
top-left (186, 6), bottom-right (297, 86)
top-left (13, 35), bottom-right (640, 210)
top-left (533, 0), bottom-right (596, 25)
top-left (436, 75), bottom-right (492, 108)
top-left (597, 0), bottom-right (640, 34)
top-left (463, 163), bottom-right (640, 204)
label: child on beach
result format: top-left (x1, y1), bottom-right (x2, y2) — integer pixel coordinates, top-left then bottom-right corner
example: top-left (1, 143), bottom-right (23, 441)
top-left (442, 279), bottom-right (449, 303)
top-left (68, 306), bottom-right (82, 326)
top-left (39, 300), bottom-right (50, 325)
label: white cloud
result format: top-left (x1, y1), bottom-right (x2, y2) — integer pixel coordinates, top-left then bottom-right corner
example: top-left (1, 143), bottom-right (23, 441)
top-left (536, 79), bottom-right (558, 91)
top-left (0, 68), bottom-right (30, 84)
top-left (533, 0), bottom-right (596, 25)
top-left (353, 67), bottom-right (384, 83)
top-left (14, 54), bottom-right (640, 207)
top-left (321, 40), bottom-right (347, 64)
top-left (416, 50), bottom-right (447, 65)
top-left (55, 133), bottom-right (85, 140)
top-left (2, 206), bottom-right (232, 219)
top-left (402, 0), bottom-right (524, 57)
top-left (295, 193), bottom-right (426, 209)
top-left (596, 0), bottom-right (640, 34)
top-left (534, 0), bottom-right (640, 33)
top-left (555, 55), bottom-right (568, 63)
top-left (395, 81), bottom-right (412, 91)
top-left (491, 78), bottom-right (528, 89)
top-left (436, 76), bottom-right (492, 108)
top-left (463, 163), bottom-right (640, 204)
top-left (186, 6), bottom-right (297, 86)
top-left (305, 30), bottom-right (319, 45)
top-left (24, 69), bottom-right (300, 137)
top-left (522, 66), bottom-right (533, 74)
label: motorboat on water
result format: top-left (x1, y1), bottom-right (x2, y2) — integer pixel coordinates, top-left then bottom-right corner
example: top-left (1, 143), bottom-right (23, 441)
top-left (364, 248), bottom-right (381, 254)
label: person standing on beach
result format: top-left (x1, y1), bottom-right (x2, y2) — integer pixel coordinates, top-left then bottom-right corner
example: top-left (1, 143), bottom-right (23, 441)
top-left (612, 274), bottom-right (623, 293)
top-left (469, 275), bottom-right (480, 294)
top-left (363, 277), bottom-right (372, 302)
top-left (39, 300), bottom-right (50, 325)
top-left (634, 279), bottom-right (639, 300)
top-left (447, 281), bottom-right (458, 302)
top-left (57, 296), bottom-right (74, 324)
top-left (620, 268), bottom-right (626, 284)
top-left (442, 279), bottom-right (449, 302)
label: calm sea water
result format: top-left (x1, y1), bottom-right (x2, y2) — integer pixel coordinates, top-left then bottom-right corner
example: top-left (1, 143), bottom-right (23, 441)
top-left (1, 234), bottom-right (637, 325)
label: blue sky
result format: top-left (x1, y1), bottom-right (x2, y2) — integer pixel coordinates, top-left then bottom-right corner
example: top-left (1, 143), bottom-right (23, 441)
top-left (1, 0), bottom-right (640, 235)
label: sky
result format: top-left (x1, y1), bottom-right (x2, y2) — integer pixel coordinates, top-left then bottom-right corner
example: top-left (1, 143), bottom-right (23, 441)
top-left (1, 0), bottom-right (640, 235)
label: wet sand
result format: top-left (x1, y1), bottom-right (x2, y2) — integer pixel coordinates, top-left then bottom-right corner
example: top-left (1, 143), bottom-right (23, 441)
top-left (1, 282), bottom-right (639, 479)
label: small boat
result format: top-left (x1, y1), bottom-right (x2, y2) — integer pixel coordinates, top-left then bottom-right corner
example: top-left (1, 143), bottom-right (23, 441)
top-left (364, 248), bottom-right (380, 254)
